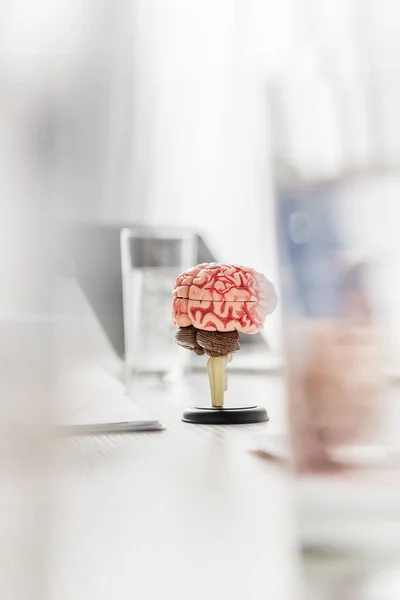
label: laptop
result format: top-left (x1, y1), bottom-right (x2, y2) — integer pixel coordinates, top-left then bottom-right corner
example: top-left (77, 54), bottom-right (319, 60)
top-left (64, 223), bottom-right (266, 360)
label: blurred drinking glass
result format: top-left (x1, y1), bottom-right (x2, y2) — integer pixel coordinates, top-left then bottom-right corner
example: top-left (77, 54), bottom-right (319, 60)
top-left (275, 182), bottom-right (400, 600)
top-left (121, 228), bottom-right (197, 381)
top-left (276, 185), bottom-right (383, 473)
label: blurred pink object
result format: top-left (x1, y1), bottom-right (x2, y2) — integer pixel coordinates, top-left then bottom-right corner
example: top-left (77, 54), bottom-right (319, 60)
top-left (172, 263), bottom-right (277, 333)
top-left (287, 320), bottom-right (383, 472)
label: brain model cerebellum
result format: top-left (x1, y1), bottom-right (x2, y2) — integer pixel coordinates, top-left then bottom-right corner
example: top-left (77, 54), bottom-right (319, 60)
top-left (172, 263), bottom-right (277, 358)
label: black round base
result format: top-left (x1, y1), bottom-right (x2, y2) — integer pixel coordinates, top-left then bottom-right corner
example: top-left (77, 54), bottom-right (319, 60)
top-left (182, 405), bottom-right (269, 425)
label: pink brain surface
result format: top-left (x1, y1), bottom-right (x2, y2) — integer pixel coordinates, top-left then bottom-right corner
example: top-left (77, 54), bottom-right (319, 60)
top-left (172, 263), bottom-right (277, 334)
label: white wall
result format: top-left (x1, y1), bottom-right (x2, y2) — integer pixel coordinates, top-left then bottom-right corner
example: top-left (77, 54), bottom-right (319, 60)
top-left (127, 0), bottom-right (292, 276)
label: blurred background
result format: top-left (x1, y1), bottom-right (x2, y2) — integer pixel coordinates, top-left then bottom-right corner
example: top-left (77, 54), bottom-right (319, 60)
top-left (1, 0), bottom-right (400, 598)
top-left (2, 0), bottom-right (400, 357)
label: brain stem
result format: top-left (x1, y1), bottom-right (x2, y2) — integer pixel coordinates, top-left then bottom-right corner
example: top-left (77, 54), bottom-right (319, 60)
top-left (206, 355), bottom-right (232, 408)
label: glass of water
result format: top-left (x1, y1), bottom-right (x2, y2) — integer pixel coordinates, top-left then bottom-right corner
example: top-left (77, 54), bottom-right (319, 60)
top-left (121, 227), bottom-right (197, 381)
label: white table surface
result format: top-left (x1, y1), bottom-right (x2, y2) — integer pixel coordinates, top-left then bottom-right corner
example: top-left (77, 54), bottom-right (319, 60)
top-left (53, 372), bottom-right (301, 600)
top-left (51, 362), bottom-right (400, 600)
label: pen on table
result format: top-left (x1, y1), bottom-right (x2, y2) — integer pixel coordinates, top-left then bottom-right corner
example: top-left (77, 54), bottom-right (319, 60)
top-left (57, 420), bottom-right (165, 435)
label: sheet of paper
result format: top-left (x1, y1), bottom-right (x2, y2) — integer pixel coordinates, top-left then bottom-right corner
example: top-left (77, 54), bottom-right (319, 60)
top-left (56, 367), bottom-right (157, 426)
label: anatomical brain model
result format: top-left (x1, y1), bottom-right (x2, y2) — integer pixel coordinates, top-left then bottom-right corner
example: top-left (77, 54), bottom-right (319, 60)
top-left (172, 263), bottom-right (277, 417)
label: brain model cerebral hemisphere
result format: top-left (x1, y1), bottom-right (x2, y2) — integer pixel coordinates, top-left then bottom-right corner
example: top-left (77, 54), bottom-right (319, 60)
top-left (173, 263), bottom-right (277, 335)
